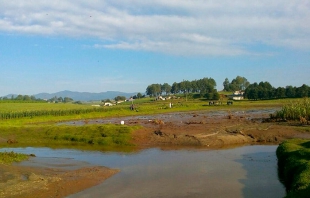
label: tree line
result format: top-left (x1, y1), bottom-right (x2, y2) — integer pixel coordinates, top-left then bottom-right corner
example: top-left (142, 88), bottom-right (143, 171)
top-left (0, 95), bottom-right (74, 103)
top-left (146, 75), bottom-right (310, 101)
top-left (245, 82), bottom-right (310, 100)
top-left (146, 77), bottom-right (219, 100)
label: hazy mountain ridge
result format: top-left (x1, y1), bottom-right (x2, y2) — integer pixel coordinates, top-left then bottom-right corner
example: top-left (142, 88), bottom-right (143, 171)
top-left (4, 90), bottom-right (139, 101)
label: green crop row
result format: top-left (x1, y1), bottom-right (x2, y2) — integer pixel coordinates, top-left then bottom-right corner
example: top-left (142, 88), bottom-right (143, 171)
top-left (0, 107), bottom-right (124, 120)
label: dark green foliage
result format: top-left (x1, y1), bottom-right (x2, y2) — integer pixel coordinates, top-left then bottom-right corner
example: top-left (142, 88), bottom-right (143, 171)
top-left (223, 76), bottom-right (250, 91)
top-left (114, 96), bottom-right (126, 101)
top-left (277, 139), bottom-right (310, 197)
top-left (146, 77), bottom-right (217, 99)
top-left (245, 83), bottom-right (310, 100)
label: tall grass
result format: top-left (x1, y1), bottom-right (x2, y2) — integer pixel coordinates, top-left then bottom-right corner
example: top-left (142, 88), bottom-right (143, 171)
top-left (274, 98), bottom-right (310, 121)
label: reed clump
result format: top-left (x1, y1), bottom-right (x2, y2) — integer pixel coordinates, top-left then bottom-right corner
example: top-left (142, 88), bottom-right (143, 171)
top-left (273, 98), bottom-right (310, 124)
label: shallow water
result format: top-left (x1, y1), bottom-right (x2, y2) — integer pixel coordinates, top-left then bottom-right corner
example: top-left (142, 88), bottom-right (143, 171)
top-left (1, 145), bottom-right (285, 198)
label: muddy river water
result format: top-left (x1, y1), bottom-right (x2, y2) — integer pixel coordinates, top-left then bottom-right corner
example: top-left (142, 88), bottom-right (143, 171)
top-left (2, 145), bottom-right (285, 198)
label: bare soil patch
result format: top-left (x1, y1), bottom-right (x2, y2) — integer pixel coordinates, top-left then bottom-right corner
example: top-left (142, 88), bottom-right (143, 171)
top-left (130, 110), bottom-right (310, 148)
top-left (0, 164), bottom-right (118, 198)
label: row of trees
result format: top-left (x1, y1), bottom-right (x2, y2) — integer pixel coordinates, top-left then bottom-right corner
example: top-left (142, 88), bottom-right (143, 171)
top-left (245, 82), bottom-right (310, 100)
top-left (48, 96), bottom-right (74, 103)
top-left (146, 77), bottom-right (219, 100)
top-left (0, 95), bottom-right (74, 103)
top-left (0, 95), bottom-right (42, 101)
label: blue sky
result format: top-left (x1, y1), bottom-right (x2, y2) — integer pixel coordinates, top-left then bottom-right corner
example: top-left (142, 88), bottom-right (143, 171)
top-left (0, 0), bottom-right (309, 96)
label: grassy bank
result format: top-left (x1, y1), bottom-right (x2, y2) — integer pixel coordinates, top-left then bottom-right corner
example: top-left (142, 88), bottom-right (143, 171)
top-left (0, 151), bottom-right (29, 164)
top-left (0, 124), bottom-right (139, 149)
top-left (277, 139), bottom-right (310, 197)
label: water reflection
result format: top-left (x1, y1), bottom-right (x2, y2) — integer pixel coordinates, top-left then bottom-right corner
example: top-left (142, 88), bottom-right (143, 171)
top-left (0, 145), bottom-right (285, 198)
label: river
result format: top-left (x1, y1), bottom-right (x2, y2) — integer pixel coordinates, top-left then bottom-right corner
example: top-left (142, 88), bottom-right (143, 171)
top-left (1, 145), bottom-right (285, 198)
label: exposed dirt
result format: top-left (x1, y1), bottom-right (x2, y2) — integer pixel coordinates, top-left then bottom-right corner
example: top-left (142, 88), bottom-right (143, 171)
top-left (129, 109), bottom-right (310, 149)
top-left (1, 108), bottom-right (310, 198)
top-left (0, 164), bottom-right (118, 198)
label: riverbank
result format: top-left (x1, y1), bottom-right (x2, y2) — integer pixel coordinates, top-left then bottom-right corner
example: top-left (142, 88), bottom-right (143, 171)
top-left (1, 108), bottom-right (310, 197)
top-left (277, 139), bottom-right (310, 198)
top-left (0, 163), bottom-right (118, 198)
top-left (128, 109), bottom-right (310, 148)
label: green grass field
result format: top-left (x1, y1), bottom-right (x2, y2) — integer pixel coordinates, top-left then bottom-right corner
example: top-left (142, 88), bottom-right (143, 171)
top-left (0, 97), bottom-right (292, 125)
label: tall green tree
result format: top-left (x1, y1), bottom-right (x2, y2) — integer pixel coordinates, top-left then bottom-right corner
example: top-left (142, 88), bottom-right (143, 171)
top-left (146, 84), bottom-right (161, 97)
top-left (223, 76), bottom-right (250, 91)
top-left (285, 86), bottom-right (296, 98)
top-left (136, 92), bottom-right (143, 98)
top-left (171, 82), bottom-right (180, 94)
top-left (114, 96), bottom-right (126, 101)
top-left (223, 78), bottom-right (230, 91)
top-left (161, 83), bottom-right (172, 95)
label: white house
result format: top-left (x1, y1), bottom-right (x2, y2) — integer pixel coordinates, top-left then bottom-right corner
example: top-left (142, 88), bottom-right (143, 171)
top-left (104, 102), bottom-right (114, 106)
top-left (229, 91), bottom-right (244, 100)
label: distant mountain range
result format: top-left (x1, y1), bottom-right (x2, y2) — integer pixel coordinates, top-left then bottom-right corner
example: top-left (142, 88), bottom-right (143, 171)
top-left (4, 90), bottom-right (139, 101)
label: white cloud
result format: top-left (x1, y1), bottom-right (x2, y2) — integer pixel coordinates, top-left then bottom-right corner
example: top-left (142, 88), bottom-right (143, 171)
top-left (0, 0), bottom-right (309, 56)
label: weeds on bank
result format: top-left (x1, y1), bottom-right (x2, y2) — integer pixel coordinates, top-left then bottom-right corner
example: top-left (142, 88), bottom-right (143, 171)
top-left (273, 98), bottom-right (310, 124)
top-left (277, 139), bottom-right (310, 197)
top-left (0, 151), bottom-right (29, 164)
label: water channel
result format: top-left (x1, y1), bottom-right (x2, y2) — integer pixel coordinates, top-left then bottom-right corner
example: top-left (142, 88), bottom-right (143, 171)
top-left (1, 145), bottom-right (286, 198)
